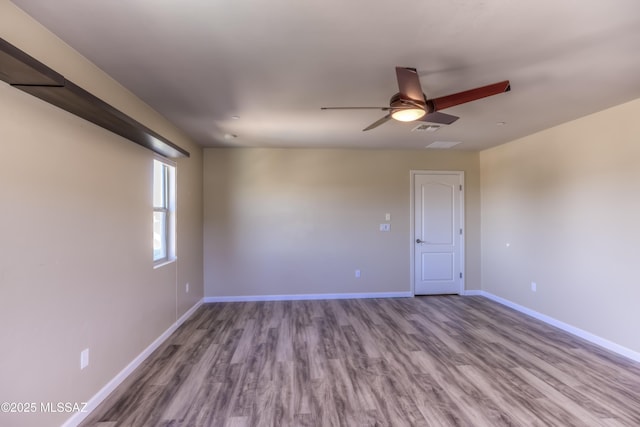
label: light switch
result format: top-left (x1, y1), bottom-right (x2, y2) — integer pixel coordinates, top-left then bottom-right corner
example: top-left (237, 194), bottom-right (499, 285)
top-left (385, 213), bottom-right (391, 221)
top-left (379, 224), bottom-right (390, 232)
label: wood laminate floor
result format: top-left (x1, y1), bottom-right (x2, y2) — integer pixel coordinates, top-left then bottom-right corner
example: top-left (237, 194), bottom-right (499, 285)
top-left (80, 296), bottom-right (640, 426)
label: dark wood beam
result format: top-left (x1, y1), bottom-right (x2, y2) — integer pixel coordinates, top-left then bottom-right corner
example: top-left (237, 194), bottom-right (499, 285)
top-left (0, 37), bottom-right (189, 159)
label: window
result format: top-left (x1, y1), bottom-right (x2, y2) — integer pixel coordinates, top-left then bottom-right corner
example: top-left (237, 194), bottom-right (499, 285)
top-left (153, 158), bottom-right (175, 264)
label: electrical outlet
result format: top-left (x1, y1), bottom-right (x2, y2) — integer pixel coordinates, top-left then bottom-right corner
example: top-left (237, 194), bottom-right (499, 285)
top-left (80, 348), bottom-right (89, 370)
top-left (379, 223), bottom-right (390, 232)
top-left (531, 282), bottom-right (537, 292)
top-left (186, 282), bottom-right (190, 293)
top-left (355, 269), bottom-right (361, 278)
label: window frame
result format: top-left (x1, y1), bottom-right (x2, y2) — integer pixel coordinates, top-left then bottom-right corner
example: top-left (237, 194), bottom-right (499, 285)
top-left (153, 157), bottom-right (176, 267)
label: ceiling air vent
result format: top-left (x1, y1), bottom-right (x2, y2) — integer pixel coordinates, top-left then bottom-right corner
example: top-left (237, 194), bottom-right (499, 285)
top-left (426, 141), bottom-right (462, 149)
top-left (411, 124), bottom-right (440, 132)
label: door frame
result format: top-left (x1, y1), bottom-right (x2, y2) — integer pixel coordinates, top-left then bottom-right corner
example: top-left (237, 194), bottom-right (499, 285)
top-left (409, 170), bottom-right (465, 296)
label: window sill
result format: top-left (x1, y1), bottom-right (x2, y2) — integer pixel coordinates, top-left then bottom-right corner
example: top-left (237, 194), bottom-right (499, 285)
top-left (153, 257), bottom-right (176, 269)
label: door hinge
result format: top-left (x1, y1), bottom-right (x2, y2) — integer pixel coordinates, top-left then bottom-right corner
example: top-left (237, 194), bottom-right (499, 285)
top-left (459, 184), bottom-right (463, 191)
top-left (460, 272), bottom-right (463, 279)
top-left (460, 228), bottom-right (463, 235)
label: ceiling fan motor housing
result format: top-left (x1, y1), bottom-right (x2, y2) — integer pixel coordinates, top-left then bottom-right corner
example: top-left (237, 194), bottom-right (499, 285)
top-left (389, 92), bottom-right (428, 111)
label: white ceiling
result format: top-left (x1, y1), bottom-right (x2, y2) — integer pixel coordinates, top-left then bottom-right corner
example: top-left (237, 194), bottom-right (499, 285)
top-left (11, 0), bottom-right (640, 151)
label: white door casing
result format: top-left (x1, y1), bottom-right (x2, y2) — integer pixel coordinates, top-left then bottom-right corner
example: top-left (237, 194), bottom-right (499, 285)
top-left (411, 171), bottom-right (464, 295)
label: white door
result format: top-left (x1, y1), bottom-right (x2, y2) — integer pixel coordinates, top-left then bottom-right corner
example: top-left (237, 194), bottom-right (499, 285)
top-left (413, 172), bottom-right (463, 295)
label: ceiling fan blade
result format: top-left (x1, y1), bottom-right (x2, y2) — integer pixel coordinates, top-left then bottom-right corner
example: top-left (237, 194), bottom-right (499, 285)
top-left (363, 114), bottom-right (392, 131)
top-left (418, 111), bottom-right (459, 125)
top-left (396, 67), bottom-right (424, 101)
top-left (429, 80), bottom-right (511, 111)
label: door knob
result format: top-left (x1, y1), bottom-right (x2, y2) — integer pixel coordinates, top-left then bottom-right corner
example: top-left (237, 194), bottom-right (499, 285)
top-left (416, 238), bottom-right (425, 244)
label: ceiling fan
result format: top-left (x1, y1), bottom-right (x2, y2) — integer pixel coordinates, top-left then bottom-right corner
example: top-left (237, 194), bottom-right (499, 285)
top-left (321, 67), bottom-right (511, 131)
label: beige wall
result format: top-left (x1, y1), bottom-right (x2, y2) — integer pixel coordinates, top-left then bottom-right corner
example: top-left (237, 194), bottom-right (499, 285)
top-left (480, 97), bottom-right (640, 354)
top-left (0, 3), bottom-right (202, 427)
top-left (204, 148), bottom-right (480, 297)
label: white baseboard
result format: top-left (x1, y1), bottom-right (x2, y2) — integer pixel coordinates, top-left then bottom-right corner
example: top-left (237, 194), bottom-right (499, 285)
top-left (475, 291), bottom-right (640, 364)
top-left (62, 298), bottom-right (203, 427)
top-left (204, 291), bottom-right (412, 303)
top-left (460, 289), bottom-right (483, 296)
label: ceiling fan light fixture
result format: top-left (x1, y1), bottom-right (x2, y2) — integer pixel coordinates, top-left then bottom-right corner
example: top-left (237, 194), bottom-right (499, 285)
top-left (391, 108), bottom-right (426, 122)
